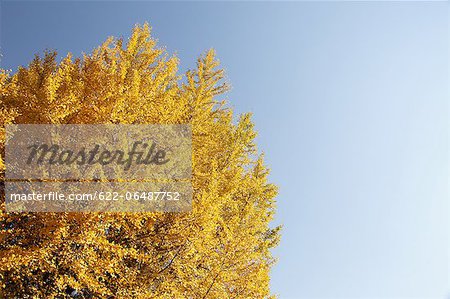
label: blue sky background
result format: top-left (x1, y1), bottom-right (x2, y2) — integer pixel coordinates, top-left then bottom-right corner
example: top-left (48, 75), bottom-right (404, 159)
top-left (1, 1), bottom-right (448, 298)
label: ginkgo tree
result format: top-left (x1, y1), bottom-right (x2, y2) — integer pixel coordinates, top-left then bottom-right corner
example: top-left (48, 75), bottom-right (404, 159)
top-left (0, 24), bottom-right (280, 298)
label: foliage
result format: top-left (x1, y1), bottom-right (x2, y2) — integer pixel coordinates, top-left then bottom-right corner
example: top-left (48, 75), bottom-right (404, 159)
top-left (0, 24), bottom-right (280, 298)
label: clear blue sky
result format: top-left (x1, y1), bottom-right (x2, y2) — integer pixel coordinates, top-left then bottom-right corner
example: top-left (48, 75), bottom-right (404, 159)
top-left (1, 1), bottom-right (448, 298)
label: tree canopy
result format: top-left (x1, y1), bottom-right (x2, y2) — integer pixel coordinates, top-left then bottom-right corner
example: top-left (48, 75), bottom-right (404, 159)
top-left (0, 24), bottom-right (280, 298)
